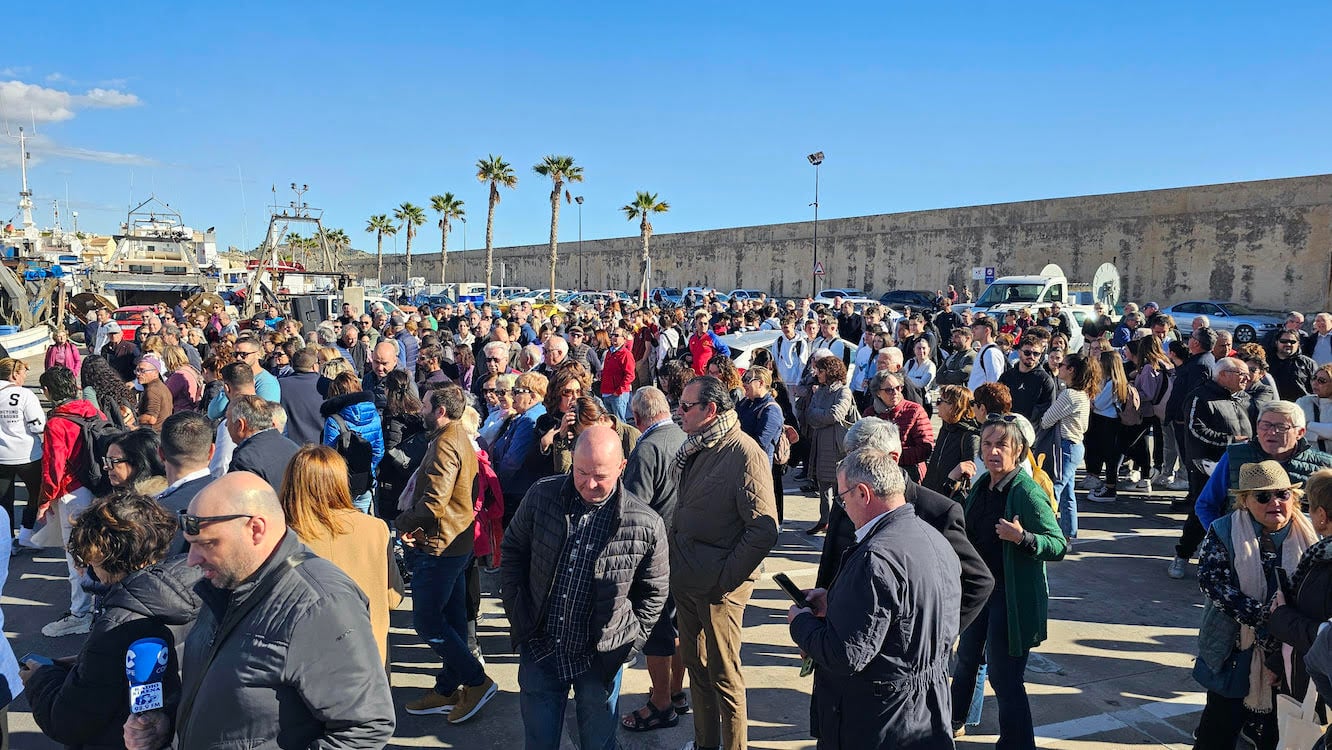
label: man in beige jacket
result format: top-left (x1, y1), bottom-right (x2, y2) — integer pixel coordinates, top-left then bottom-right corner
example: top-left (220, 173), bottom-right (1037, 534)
top-left (671, 375), bottom-right (780, 750)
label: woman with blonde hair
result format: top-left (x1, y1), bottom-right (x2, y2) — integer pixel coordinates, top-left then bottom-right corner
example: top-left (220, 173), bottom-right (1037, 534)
top-left (161, 345), bottom-right (202, 412)
top-left (279, 445), bottom-right (401, 664)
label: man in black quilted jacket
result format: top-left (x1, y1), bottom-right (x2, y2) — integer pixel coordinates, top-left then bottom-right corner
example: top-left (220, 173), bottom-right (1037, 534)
top-left (501, 425), bottom-right (669, 750)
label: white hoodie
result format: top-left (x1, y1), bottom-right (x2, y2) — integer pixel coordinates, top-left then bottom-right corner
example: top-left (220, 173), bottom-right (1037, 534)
top-left (0, 382), bottom-right (44, 464)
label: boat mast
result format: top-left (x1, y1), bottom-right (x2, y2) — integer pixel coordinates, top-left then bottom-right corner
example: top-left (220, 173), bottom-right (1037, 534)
top-left (15, 127), bottom-right (37, 240)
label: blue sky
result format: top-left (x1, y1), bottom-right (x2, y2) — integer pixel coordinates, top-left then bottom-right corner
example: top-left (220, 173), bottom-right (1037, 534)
top-left (2, 2), bottom-right (1330, 255)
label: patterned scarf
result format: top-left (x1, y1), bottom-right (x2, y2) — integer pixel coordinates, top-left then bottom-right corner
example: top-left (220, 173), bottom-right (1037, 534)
top-left (1230, 508), bottom-right (1318, 713)
top-left (672, 410), bottom-right (738, 482)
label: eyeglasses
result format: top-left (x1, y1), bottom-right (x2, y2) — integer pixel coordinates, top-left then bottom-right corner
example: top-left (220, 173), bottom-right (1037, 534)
top-left (1256, 421), bottom-right (1296, 435)
top-left (512, 387), bottom-right (534, 396)
top-left (1255, 489), bottom-right (1296, 504)
top-left (178, 510), bottom-right (255, 536)
top-left (235, 350), bottom-right (258, 359)
top-left (833, 484), bottom-right (860, 511)
top-left (1279, 339), bottom-right (1300, 345)
top-left (1019, 349), bottom-right (1042, 358)
top-left (1316, 376), bottom-right (1332, 385)
top-left (986, 413), bottom-right (1021, 424)
top-left (101, 456), bottom-right (130, 470)
top-left (485, 357), bottom-right (505, 363)
top-left (879, 385), bottom-right (903, 394)
top-left (678, 400), bottom-right (702, 412)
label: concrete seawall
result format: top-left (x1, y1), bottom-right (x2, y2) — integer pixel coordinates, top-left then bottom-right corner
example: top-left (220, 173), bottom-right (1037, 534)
top-left (349, 174), bottom-right (1332, 310)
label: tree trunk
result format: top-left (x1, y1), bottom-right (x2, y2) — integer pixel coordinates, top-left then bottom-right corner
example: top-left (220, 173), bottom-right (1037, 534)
top-left (485, 188), bottom-right (497, 300)
top-left (405, 226), bottom-right (413, 284)
top-left (376, 232), bottom-right (384, 285)
top-left (548, 183), bottom-right (561, 303)
top-left (439, 219), bottom-right (448, 287)
top-left (640, 216), bottom-right (652, 303)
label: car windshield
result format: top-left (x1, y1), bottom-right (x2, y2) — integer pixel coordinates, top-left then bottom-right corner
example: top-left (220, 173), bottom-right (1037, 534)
top-left (113, 311), bottom-right (140, 321)
top-left (976, 283), bottom-right (1043, 306)
top-left (1220, 302), bottom-right (1257, 316)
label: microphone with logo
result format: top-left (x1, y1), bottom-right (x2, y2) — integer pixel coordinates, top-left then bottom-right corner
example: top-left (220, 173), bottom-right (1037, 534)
top-left (125, 637), bottom-right (169, 714)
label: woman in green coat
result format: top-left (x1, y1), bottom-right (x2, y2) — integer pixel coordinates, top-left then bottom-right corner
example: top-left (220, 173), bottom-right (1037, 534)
top-left (951, 417), bottom-right (1067, 748)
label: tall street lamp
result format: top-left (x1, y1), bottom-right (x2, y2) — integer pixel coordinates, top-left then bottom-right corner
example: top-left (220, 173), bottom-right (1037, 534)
top-left (807, 151), bottom-right (824, 297)
top-left (575, 195), bottom-right (584, 289)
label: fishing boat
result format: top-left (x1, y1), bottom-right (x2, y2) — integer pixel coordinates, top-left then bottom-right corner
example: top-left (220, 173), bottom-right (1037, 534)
top-left (87, 196), bottom-right (218, 306)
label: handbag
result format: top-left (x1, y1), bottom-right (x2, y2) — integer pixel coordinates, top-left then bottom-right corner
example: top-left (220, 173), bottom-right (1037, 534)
top-left (1277, 686), bottom-right (1325, 750)
top-left (1192, 646), bottom-right (1254, 699)
top-left (1032, 425), bottom-right (1063, 483)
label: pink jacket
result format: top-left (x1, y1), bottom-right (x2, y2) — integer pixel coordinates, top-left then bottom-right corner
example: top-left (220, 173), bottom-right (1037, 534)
top-left (45, 342), bottom-right (82, 378)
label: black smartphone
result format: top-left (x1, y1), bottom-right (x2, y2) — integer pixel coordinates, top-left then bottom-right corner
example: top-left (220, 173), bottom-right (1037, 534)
top-left (19, 652), bottom-right (53, 667)
top-left (773, 573), bottom-right (810, 609)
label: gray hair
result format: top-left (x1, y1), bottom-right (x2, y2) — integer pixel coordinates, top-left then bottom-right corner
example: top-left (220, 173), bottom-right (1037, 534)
top-left (881, 346), bottom-right (904, 366)
top-left (687, 375), bottom-right (734, 414)
top-left (1214, 329), bottom-right (1233, 344)
top-left (315, 325), bottom-right (338, 347)
top-left (844, 417), bottom-right (902, 455)
top-left (981, 418), bottom-right (1029, 452)
top-left (226, 394), bottom-right (276, 431)
top-left (495, 373), bottom-right (518, 390)
top-left (1211, 356), bottom-right (1245, 378)
top-left (838, 447), bottom-right (906, 499)
top-left (631, 386), bottom-right (671, 422)
top-left (1260, 400), bottom-right (1306, 430)
top-left (483, 340), bottom-right (509, 360)
top-left (544, 335), bottom-right (569, 355)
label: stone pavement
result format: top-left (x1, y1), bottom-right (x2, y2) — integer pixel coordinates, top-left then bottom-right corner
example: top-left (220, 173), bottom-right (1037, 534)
top-left (4, 472), bottom-right (1211, 749)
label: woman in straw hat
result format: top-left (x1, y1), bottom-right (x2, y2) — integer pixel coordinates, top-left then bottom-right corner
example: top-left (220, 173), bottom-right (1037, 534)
top-left (1192, 460), bottom-right (1318, 749)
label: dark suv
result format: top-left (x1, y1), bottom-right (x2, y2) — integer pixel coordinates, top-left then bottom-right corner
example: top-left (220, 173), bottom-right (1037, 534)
top-left (878, 289), bottom-right (938, 312)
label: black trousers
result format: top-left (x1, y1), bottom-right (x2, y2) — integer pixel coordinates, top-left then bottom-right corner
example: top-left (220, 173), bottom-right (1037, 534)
top-left (1084, 414), bottom-right (1123, 485)
top-left (0, 460), bottom-right (42, 531)
top-left (1192, 689), bottom-right (1276, 750)
top-left (771, 463), bottom-right (785, 523)
top-left (1176, 456), bottom-right (1211, 560)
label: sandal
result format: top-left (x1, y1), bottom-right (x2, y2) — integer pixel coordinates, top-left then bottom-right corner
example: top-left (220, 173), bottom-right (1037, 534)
top-left (672, 691), bottom-right (691, 715)
top-left (621, 701), bottom-right (679, 732)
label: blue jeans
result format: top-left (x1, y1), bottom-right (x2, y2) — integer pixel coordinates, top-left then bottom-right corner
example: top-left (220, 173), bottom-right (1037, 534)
top-left (518, 648), bottom-right (623, 750)
top-left (409, 551), bottom-right (485, 694)
top-left (951, 591), bottom-right (1035, 750)
top-left (601, 392), bottom-right (631, 423)
top-left (353, 490), bottom-right (373, 514)
top-left (967, 661), bottom-right (987, 725)
top-left (1054, 439), bottom-right (1084, 539)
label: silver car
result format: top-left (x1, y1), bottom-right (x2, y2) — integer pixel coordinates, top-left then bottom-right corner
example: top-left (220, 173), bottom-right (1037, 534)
top-left (1161, 300), bottom-right (1283, 344)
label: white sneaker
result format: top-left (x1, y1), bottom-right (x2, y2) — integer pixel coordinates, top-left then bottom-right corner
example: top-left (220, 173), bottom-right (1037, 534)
top-left (41, 611), bottom-right (92, 637)
top-left (16, 526), bottom-right (41, 549)
top-left (1128, 469), bottom-right (1142, 483)
top-left (1078, 475), bottom-right (1103, 491)
top-left (1088, 487), bottom-right (1118, 503)
top-left (1167, 557), bottom-right (1187, 580)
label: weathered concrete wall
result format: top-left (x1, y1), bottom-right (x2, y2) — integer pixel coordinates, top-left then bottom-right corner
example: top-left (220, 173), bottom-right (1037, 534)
top-left (349, 174), bottom-right (1332, 310)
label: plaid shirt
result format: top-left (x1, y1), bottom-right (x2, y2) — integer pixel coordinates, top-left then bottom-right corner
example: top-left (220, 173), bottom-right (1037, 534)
top-left (525, 487), bottom-right (617, 681)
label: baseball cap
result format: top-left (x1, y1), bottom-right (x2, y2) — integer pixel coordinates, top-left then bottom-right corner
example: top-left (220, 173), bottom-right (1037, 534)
top-left (105, 322), bottom-right (123, 335)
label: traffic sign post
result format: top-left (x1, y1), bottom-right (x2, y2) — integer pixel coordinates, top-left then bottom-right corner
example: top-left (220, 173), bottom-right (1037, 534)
top-left (813, 260), bottom-right (825, 277)
top-left (985, 267), bottom-right (996, 284)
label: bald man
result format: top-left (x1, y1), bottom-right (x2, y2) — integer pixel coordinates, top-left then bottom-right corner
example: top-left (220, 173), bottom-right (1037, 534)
top-left (501, 425), bottom-right (669, 750)
top-left (124, 472), bottom-right (394, 749)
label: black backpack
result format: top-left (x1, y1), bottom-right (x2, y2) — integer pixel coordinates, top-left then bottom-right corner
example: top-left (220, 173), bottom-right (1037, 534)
top-left (332, 414), bottom-right (375, 496)
top-left (55, 412), bottom-right (127, 495)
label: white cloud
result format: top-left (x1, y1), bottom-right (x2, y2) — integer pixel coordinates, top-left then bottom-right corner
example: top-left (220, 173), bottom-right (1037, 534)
top-left (0, 133), bottom-right (157, 168)
top-left (0, 79), bottom-right (142, 124)
top-left (45, 72), bottom-right (66, 83)
top-left (0, 67), bottom-right (29, 78)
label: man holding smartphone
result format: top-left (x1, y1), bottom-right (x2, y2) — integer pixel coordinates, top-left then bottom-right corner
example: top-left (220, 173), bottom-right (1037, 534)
top-left (788, 447), bottom-right (961, 748)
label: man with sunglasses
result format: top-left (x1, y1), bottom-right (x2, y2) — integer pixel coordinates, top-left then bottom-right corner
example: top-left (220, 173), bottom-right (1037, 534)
top-left (206, 336), bottom-right (280, 421)
top-left (1270, 328), bottom-right (1318, 401)
top-left (124, 472), bottom-right (394, 750)
top-left (1000, 333), bottom-right (1057, 425)
top-left (133, 358), bottom-right (173, 430)
top-left (671, 376), bottom-right (777, 750)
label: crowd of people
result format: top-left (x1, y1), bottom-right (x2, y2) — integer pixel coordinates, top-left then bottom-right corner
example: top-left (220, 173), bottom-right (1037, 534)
top-left (0, 290), bottom-right (1331, 748)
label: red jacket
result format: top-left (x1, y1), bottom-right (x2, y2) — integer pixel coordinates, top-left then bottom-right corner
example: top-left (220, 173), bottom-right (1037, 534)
top-left (600, 347), bottom-right (635, 395)
top-left (473, 447), bottom-right (504, 562)
top-left (862, 398), bottom-right (936, 481)
top-left (42, 399), bottom-right (105, 501)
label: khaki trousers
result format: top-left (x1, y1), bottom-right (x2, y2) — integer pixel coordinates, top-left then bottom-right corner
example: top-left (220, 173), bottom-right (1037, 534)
top-left (675, 579), bottom-right (754, 750)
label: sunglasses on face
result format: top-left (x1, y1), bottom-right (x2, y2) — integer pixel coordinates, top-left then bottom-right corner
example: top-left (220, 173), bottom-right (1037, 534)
top-left (1255, 489), bottom-right (1295, 504)
top-left (512, 387), bottom-right (534, 396)
top-left (1280, 339), bottom-right (1300, 345)
top-left (178, 510), bottom-right (255, 536)
top-left (678, 400), bottom-right (702, 412)
top-left (1019, 349), bottom-right (1042, 358)
top-left (235, 350), bottom-right (257, 359)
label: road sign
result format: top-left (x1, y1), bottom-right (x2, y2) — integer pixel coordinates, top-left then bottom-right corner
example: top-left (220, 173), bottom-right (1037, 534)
top-left (985, 267), bottom-right (996, 284)
top-left (971, 266), bottom-right (984, 280)
top-left (813, 261), bottom-right (825, 276)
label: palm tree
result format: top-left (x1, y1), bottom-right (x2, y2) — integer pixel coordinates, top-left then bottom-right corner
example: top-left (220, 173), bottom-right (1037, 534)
top-left (394, 202), bottom-right (426, 284)
top-left (365, 214), bottom-right (396, 283)
top-left (429, 193), bottom-right (466, 287)
top-left (533, 155), bottom-right (584, 302)
top-left (319, 227), bottom-right (349, 271)
top-left (621, 191), bottom-right (670, 302)
top-left (285, 232), bottom-right (305, 265)
top-left (475, 155), bottom-right (518, 299)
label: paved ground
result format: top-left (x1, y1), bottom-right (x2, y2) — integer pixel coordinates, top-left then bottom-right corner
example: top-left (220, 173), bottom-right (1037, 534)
top-left (4, 471), bottom-right (1209, 749)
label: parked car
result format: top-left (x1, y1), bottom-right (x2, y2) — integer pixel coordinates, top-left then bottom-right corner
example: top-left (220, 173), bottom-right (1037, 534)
top-left (682, 287), bottom-right (730, 303)
top-left (650, 287), bottom-right (683, 306)
top-left (728, 289), bottom-right (766, 301)
top-left (878, 289), bottom-right (938, 312)
top-left (414, 293), bottom-right (456, 309)
top-left (815, 288), bottom-right (876, 308)
top-left (1162, 300), bottom-right (1283, 344)
top-left (112, 305), bottom-right (153, 339)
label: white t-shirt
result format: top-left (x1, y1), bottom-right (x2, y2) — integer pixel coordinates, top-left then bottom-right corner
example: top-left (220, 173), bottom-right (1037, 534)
top-left (0, 383), bottom-right (45, 464)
